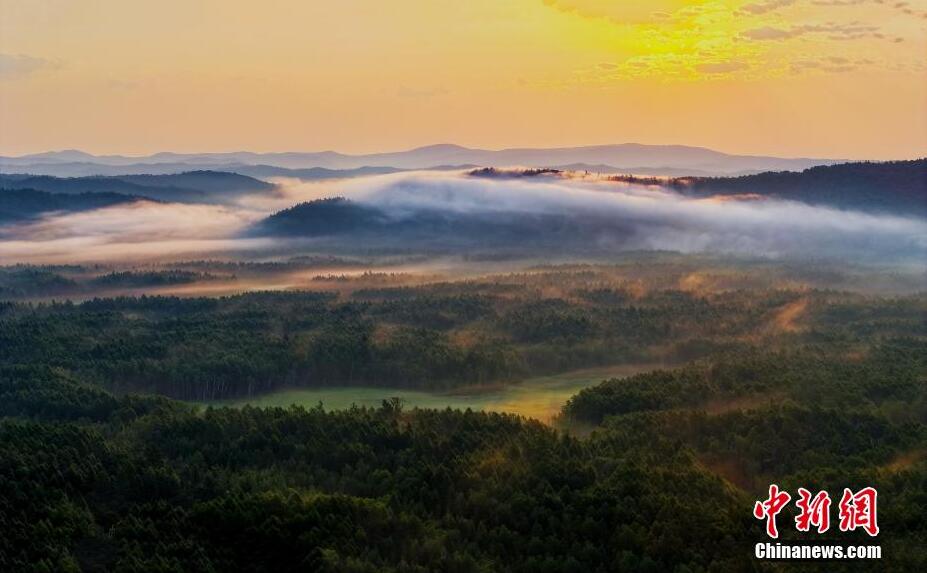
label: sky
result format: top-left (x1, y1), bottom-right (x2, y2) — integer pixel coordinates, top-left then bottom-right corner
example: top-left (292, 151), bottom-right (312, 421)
top-left (0, 0), bottom-right (925, 159)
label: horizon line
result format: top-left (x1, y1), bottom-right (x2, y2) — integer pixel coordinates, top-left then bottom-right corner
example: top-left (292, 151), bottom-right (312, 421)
top-left (0, 141), bottom-right (872, 162)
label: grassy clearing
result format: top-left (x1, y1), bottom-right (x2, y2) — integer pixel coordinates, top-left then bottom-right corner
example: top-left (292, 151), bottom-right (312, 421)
top-left (208, 363), bottom-right (658, 423)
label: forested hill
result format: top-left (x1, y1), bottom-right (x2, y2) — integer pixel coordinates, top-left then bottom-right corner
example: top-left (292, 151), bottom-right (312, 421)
top-left (0, 188), bottom-right (143, 223)
top-left (668, 159), bottom-right (927, 215)
top-left (254, 197), bottom-right (645, 250)
top-left (0, 171), bottom-right (275, 204)
top-left (254, 197), bottom-right (567, 245)
top-left (115, 171), bottom-right (276, 194)
top-left (256, 197), bottom-right (390, 237)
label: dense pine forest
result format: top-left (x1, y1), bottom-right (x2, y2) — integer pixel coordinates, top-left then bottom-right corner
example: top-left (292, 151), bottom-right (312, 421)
top-left (2, 259), bottom-right (925, 571)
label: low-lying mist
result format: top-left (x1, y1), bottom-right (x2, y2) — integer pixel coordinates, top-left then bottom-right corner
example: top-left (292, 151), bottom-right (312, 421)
top-left (0, 201), bottom-right (271, 264)
top-left (296, 171), bottom-right (927, 261)
top-left (1, 169), bottom-right (924, 265)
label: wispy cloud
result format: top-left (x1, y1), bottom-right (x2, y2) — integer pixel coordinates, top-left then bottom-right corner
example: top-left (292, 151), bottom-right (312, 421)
top-left (811, 0), bottom-right (927, 19)
top-left (740, 0), bottom-right (797, 15)
top-left (541, 0), bottom-right (708, 24)
top-left (0, 53), bottom-right (59, 81)
top-left (696, 61), bottom-right (751, 73)
top-left (741, 22), bottom-right (882, 41)
top-left (790, 55), bottom-right (876, 73)
top-left (539, 0), bottom-right (920, 83)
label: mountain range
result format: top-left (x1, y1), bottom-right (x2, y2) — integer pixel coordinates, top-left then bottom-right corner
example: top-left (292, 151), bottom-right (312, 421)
top-left (0, 143), bottom-right (842, 177)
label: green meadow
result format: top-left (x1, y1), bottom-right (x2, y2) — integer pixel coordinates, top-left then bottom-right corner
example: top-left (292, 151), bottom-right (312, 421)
top-left (211, 363), bottom-right (656, 423)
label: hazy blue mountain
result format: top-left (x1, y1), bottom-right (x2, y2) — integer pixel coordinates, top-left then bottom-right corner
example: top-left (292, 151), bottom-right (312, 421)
top-left (0, 188), bottom-right (143, 223)
top-left (0, 162), bottom-right (237, 177)
top-left (1, 143), bottom-right (842, 175)
top-left (230, 165), bottom-right (405, 179)
top-left (550, 163), bottom-right (746, 177)
top-left (0, 171), bottom-right (274, 203)
top-left (9, 149), bottom-right (99, 163)
top-left (352, 143), bottom-right (839, 174)
top-left (0, 161), bottom-right (477, 179)
top-left (229, 164), bottom-right (478, 180)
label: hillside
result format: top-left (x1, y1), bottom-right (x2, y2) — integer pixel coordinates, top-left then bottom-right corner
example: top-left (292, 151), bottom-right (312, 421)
top-left (253, 197), bottom-right (631, 249)
top-left (0, 188), bottom-right (142, 223)
top-left (0, 171), bottom-right (275, 204)
top-left (254, 198), bottom-right (389, 237)
top-left (116, 171), bottom-right (276, 194)
top-left (670, 159), bottom-right (927, 215)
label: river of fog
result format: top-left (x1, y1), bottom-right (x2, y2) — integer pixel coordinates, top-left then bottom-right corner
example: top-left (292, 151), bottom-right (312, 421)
top-left (1, 170), bottom-right (925, 265)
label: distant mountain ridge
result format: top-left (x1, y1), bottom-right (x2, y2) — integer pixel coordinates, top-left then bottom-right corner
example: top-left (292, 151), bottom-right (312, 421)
top-left (0, 171), bottom-right (275, 204)
top-left (1, 143), bottom-right (842, 176)
top-left (0, 161), bottom-right (477, 179)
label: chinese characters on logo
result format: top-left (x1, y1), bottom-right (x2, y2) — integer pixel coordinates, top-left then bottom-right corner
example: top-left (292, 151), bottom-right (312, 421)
top-left (838, 487), bottom-right (879, 537)
top-left (753, 484), bottom-right (879, 538)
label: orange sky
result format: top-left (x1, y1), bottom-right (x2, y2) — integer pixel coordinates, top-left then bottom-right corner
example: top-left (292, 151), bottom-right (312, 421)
top-left (1, 0), bottom-right (925, 159)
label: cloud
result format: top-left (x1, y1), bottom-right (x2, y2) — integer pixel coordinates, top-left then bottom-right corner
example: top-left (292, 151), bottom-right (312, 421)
top-left (696, 61), bottom-right (750, 73)
top-left (789, 53), bottom-right (880, 73)
top-left (812, 0), bottom-right (927, 17)
top-left (0, 53), bottom-right (59, 80)
top-left (740, 0), bottom-right (797, 15)
top-left (741, 21), bottom-right (881, 41)
top-left (741, 26), bottom-right (797, 40)
top-left (542, 0), bottom-right (710, 24)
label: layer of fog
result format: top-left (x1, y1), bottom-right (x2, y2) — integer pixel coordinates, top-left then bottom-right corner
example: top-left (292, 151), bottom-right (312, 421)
top-left (333, 171), bottom-right (927, 260)
top-left (1, 170), bottom-right (925, 264)
top-left (0, 201), bottom-right (273, 264)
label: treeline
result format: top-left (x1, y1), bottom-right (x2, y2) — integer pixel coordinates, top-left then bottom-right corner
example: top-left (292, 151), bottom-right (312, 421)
top-left (0, 188), bottom-right (140, 223)
top-left (604, 160), bottom-right (927, 215)
top-left (670, 160), bottom-right (927, 215)
top-left (2, 281), bottom-right (923, 400)
top-left (0, 170), bottom-right (276, 204)
top-left (0, 267), bottom-right (224, 298)
top-left (563, 341), bottom-right (926, 425)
